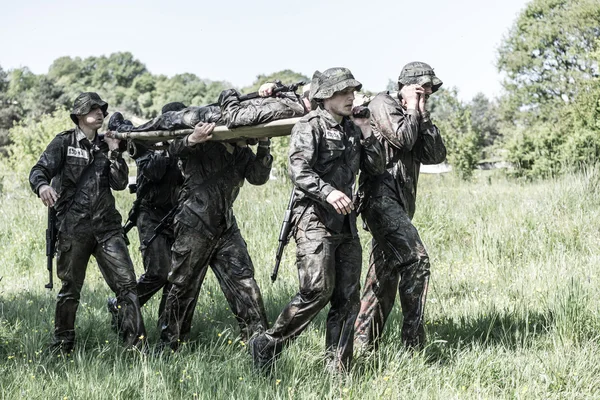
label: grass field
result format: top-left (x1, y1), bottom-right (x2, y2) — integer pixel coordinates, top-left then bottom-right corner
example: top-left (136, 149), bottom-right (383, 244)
top-left (1, 166), bottom-right (600, 399)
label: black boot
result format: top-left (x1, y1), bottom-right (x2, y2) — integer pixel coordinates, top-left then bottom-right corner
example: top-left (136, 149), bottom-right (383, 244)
top-left (248, 333), bottom-right (280, 373)
top-left (107, 297), bottom-right (119, 332)
top-left (108, 112), bottom-right (134, 132)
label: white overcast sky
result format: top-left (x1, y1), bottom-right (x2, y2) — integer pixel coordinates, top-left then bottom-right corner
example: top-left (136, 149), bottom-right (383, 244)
top-left (0, 0), bottom-right (529, 102)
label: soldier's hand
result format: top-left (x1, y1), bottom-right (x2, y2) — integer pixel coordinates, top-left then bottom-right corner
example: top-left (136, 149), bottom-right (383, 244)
top-left (39, 185), bottom-right (59, 207)
top-left (326, 190), bottom-right (354, 215)
top-left (188, 122), bottom-right (215, 145)
top-left (104, 134), bottom-right (121, 150)
top-left (418, 85), bottom-right (433, 115)
top-left (258, 83), bottom-right (277, 97)
top-left (400, 84), bottom-right (424, 110)
top-left (351, 106), bottom-right (373, 139)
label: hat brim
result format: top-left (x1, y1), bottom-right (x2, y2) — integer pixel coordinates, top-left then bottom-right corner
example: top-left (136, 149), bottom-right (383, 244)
top-left (312, 79), bottom-right (363, 100)
top-left (399, 75), bottom-right (443, 93)
top-left (70, 102), bottom-right (109, 125)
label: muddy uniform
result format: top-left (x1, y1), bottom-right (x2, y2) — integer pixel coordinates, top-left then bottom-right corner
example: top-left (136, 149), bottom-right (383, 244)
top-left (29, 127), bottom-right (146, 350)
top-left (133, 149), bottom-right (183, 320)
top-left (355, 90), bottom-right (446, 348)
top-left (257, 105), bottom-right (384, 369)
top-left (123, 87), bottom-right (306, 132)
top-left (159, 138), bottom-right (272, 349)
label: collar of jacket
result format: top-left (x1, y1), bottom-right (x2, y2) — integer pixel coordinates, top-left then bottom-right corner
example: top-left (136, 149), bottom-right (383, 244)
top-left (315, 106), bottom-right (350, 131)
top-left (75, 126), bottom-right (87, 142)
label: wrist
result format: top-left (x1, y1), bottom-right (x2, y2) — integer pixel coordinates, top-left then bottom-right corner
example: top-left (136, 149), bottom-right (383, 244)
top-left (258, 138), bottom-right (271, 147)
top-left (109, 149), bottom-right (121, 160)
top-left (407, 100), bottom-right (419, 109)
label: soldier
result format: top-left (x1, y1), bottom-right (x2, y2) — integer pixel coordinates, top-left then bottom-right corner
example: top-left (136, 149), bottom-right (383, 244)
top-left (249, 68), bottom-right (385, 373)
top-left (107, 102), bottom-right (186, 327)
top-left (109, 82), bottom-right (310, 133)
top-left (354, 62), bottom-right (447, 350)
top-left (29, 92), bottom-right (146, 352)
top-left (158, 118), bottom-right (273, 351)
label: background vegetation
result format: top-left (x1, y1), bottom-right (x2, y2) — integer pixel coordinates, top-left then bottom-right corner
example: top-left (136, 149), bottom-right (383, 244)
top-left (1, 0), bottom-right (600, 398)
top-left (2, 0), bottom-right (598, 178)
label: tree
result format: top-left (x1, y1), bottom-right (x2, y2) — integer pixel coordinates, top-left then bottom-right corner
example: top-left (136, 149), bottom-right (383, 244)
top-left (497, 0), bottom-right (600, 177)
top-left (468, 93), bottom-right (500, 148)
top-left (498, 0), bottom-right (600, 112)
top-left (430, 88), bottom-right (482, 180)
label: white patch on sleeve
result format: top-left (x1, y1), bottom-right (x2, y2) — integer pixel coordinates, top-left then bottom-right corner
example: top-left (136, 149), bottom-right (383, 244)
top-left (67, 146), bottom-right (89, 160)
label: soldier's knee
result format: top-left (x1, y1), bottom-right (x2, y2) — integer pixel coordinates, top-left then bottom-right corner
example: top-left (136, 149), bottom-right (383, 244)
top-left (300, 283), bottom-right (334, 308)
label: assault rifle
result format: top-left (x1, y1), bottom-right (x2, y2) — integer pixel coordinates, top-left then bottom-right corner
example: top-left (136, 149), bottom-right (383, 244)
top-left (271, 190), bottom-right (297, 282)
top-left (45, 207), bottom-right (57, 289)
top-left (238, 80), bottom-right (306, 102)
top-left (123, 183), bottom-right (140, 245)
top-left (143, 205), bottom-right (179, 247)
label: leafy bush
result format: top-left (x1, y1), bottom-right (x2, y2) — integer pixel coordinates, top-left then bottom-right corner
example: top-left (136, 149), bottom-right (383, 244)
top-left (5, 109), bottom-right (71, 178)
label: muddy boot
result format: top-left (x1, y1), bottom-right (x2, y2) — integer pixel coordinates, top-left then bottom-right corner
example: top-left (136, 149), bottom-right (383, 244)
top-left (107, 297), bottom-right (119, 332)
top-left (108, 112), bottom-right (134, 132)
top-left (248, 333), bottom-right (280, 373)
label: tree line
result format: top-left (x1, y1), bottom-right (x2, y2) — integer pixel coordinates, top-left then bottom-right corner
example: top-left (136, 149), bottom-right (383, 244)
top-left (2, 0), bottom-right (599, 179)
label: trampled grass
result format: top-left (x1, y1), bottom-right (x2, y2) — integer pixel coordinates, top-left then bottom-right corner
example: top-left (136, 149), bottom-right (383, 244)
top-left (1, 167), bottom-right (600, 399)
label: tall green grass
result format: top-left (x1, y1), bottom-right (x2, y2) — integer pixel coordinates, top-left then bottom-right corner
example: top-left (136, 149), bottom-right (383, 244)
top-left (1, 166), bottom-right (600, 399)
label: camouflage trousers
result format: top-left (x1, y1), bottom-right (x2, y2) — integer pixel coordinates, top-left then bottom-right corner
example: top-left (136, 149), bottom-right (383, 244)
top-left (132, 105), bottom-right (222, 132)
top-left (218, 89), bottom-right (305, 128)
top-left (355, 196), bottom-right (430, 349)
top-left (54, 231), bottom-right (146, 350)
top-left (160, 221), bottom-right (268, 349)
top-left (262, 211), bottom-right (362, 371)
top-left (135, 207), bottom-right (176, 324)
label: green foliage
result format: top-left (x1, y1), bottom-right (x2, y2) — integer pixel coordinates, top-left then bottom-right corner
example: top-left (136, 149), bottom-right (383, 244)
top-left (430, 88), bottom-right (483, 179)
top-left (498, 0), bottom-right (600, 108)
top-left (497, 0), bottom-right (600, 178)
top-left (5, 109), bottom-right (72, 179)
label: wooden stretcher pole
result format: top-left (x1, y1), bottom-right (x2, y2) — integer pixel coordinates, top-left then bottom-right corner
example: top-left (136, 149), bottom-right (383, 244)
top-left (109, 117), bottom-right (302, 143)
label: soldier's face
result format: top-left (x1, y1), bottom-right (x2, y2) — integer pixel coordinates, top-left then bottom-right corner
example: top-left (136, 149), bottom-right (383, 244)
top-left (422, 83), bottom-right (433, 96)
top-left (78, 106), bottom-right (105, 130)
top-left (324, 87), bottom-right (356, 118)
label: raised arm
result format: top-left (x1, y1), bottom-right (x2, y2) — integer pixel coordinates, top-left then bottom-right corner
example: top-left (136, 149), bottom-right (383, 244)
top-left (369, 91), bottom-right (421, 151)
top-left (244, 139), bottom-right (273, 186)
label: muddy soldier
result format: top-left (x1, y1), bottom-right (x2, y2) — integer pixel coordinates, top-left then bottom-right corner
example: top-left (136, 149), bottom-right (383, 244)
top-left (108, 82), bottom-right (309, 133)
top-left (29, 92), bottom-right (146, 352)
top-left (250, 68), bottom-right (385, 372)
top-left (354, 62), bottom-right (446, 350)
top-left (159, 119), bottom-right (272, 351)
top-left (107, 103), bottom-right (186, 326)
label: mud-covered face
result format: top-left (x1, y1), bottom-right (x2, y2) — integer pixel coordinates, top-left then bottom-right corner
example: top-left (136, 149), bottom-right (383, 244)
top-left (78, 105), bottom-right (105, 130)
top-left (324, 87), bottom-right (356, 118)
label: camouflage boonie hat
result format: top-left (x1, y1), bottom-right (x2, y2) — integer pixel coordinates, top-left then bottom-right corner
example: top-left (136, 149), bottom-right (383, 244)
top-left (309, 67), bottom-right (362, 100)
top-left (70, 92), bottom-right (108, 124)
top-left (398, 62), bottom-right (443, 93)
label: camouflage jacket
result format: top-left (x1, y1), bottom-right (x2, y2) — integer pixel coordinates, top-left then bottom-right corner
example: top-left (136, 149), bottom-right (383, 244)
top-left (288, 107), bottom-right (385, 235)
top-left (359, 91), bottom-right (446, 219)
top-left (219, 88), bottom-right (307, 128)
top-left (29, 127), bottom-right (129, 242)
top-left (135, 149), bottom-right (184, 213)
top-left (169, 139), bottom-right (272, 237)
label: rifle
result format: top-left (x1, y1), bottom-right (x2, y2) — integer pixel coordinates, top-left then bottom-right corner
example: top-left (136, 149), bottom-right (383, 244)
top-left (123, 183), bottom-right (141, 245)
top-left (271, 190), bottom-right (297, 282)
top-left (45, 207), bottom-right (57, 289)
top-left (142, 205), bottom-right (179, 247)
top-left (238, 80), bottom-right (306, 102)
